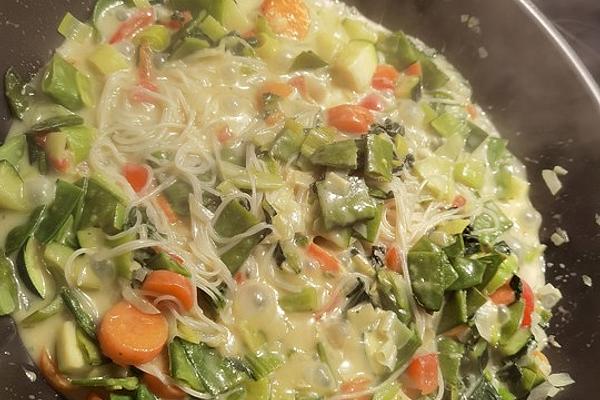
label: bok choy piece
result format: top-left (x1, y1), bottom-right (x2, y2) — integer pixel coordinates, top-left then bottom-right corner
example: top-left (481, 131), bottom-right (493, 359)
top-left (42, 54), bottom-right (91, 111)
top-left (35, 180), bottom-right (84, 244)
top-left (4, 67), bottom-right (34, 119)
top-left (0, 254), bottom-right (18, 316)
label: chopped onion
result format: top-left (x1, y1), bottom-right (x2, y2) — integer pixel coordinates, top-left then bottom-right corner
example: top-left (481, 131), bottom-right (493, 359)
top-left (536, 284), bottom-right (563, 309)
top-left (542, 169), bottom-right (562, 195)
top-left (527, 382), bottom-right (560, 400)
top-left (582, 274), bottom-right (593, 287)
top-left (553, 165), bottom-right (568, 176)
top-left (474, 301), bottom-right (502, 345)
top-left (550, 227), bottom-right (569, 246)
top-left (547, 373), bottom-right (575, 387)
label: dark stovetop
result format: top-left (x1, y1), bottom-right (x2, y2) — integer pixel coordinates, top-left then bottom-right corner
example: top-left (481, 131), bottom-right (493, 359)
top-left (534, 0), bottom-right (600, 80)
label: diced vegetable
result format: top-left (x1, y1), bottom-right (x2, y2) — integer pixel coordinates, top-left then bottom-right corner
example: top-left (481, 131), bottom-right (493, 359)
top-left (300, 127), bottom-right (335, 159)
top-left (471, 202), bottom-right (513, 245)
top-left (372, 64), bottom-right (400, 91)
top-left (146, 251), bottom-right (190, 277)
top-left (447, 257), bottom-right (486, 290)
top-left (376, 269), bottom-right (412, 324)
top-left (408, 238), bottom-right (459, 311)
top-left (77, 177), bottom-right (127, 234)
top-left (332, 40), bottom-right (378, 91)
top-left (143, 372), bottom-right (186, 400)
top-left (135, 25), bottom-right (172, 51)
top-left (418, 55), bottom-right (449, 90)
top-left (4, 67), bottom-right (33, 119)
top-left (437, 290), bottom-right (468, 333)
top-left (353, 203), bottom-right (383, 243)
top-left (244, 351), bottom-right (284, 380)
top-left (42, 54), bottom-right (89, 111)
top-left (76, 326), bottom-right (103, 366)
top-left (437, 337), bottom-right (464, 390)
top-left (28, 114), bottom-right (84, 135)
top-left (406, 354), bottom-right (439, 395)
top-left (56, 320), bottom-right (89, 374)
top-left (342, 19), bottom-right (378, 43)
top-left (36, 180), bottom-right (84, 244)
top-left (487, 137), bottom-right (508, 168)
top-left (431, 112), bottom-right (469, 137)
top-left (0, 254), bottom-right (18, 316)
top-left (377, 31), bottom-right (418, 71)
top-left (163, 179), bottom-right (192, 217)
top-left (270, 119), bottom-right (306, 161)
top-left (98, 300), bottom-right (169, 365)
top-left (43, 242), bottom-right (101, 290)
top-left (88, 44), bottom-right (130, 75)
top-left (0, 160), bottom-right (27, 211)
top-left (316, 172), bottom-right (377, 229)
top-left (310, 140), bottom-right (358, 169)
top-left (261, 0), bottom-right (310, 40)
top-left (21, 295), bottom-right (64, 326)
top-left (61, 287), bottom-right (97, 339)
top-left (58, 12), bottom-right (94, 43)
top-left (279, 287), bottom-right (318, 312)
top-left (18, 238), bottom-right (51, 299)
top-left (290, 51), bottom-right (328, 71)
top-left (0, 135), bottom-right (26, 167)
top-left (365, 133), bottom-right (394, 181)
top-left (214, 200), bottom-right (269, 273)
top-left (454, 158), bottom-right (486, 190)
top-left (61, 125), bottom-right (95, 164)
top-left (169, 337), bottom-right (205, 391)
top-left (414, 155), bottom-right (455, 200)
top-left (142, 270), bottom-right (195, 311)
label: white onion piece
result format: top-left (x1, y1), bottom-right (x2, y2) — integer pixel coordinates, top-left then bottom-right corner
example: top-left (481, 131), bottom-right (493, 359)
top-left (537, 283), bottom-right (563, 309)
top-left (547, 373), bottom-right (575, 387)
top-left (542, 169), bottom-right (562, 195)
top-left (120, 282), bottom-right (161, 314)
top-left (474, 301), bottom-right (502, 345)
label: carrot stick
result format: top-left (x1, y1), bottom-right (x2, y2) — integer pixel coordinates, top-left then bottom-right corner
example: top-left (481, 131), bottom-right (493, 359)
top-left (142, 270), bottom-right (195, 311)
top-left (98, 301), bottom-right (169, 366)
top-left (307, 242), bottom-right (340, 273)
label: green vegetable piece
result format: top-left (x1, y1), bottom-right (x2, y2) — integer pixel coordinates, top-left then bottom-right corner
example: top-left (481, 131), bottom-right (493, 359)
top-left (310, 140), bottom-right (358, 169)
top-left (353, 203), bottom-right (383, 243)
top-left (466, 287), bottom-right (487, 317)
top-left (290, 51), bottom-right (328, 71)
top-left (314, 221), bottom-right (353, 249)
top-left (372, 381), bottom-right (403, 400)
top-left (61, 287), bottom-right (97, 339)
top-left (60, 125), bottom-right (95, 164)
top-left (521, 366), bottom-right (545, 392)
top-left (447, 257), bottom-right (486, 290)
top-left (471, 202), bottom-right (512, 245)
top-left (18, 237), bottom-right (51, 299)
top-left (19, 213), bottom-right (45, 248)
top-left (244, 378), bottom-right (270, 400)
top-left (136, 384), bottom-right (158, 400)
top-left (487, 137), bottom-right (508, 168)
top-left (244, 351), bottom-right (284, 380)
top-left (71, 376), bottom-right (140, 391)
top-left (316, 172), bottom-right (377, 230)
top-left (4, 67), bottom-right (33, 119)
top-left (270, 119), bottom-right (306, 161)
top-left (76, 327), bottom-right (103, 366)
top-left (443, 235), bottom-right (464, 259)
top-left (107, 231), bottom-right (137, 280)
top-left (377, 31), bottom-right (418, 70)
top-left (478, 254), bottom-right (518, 295)
top-left (179, 339), bottom-right (247, 395)
top-left (55, 215), bottom-right (78, 248)
top-left (342, 18), bottom-right (378, 43)
top-left (171, 37), bottom-right (211, 59)
top-left (0, 160), bottom-right (27, 211)
top-left (0, 254), bottom-right (18, 316)
top-left (42, 54), bottom-right (87, 111)
top-left (466, 122), bottom-right (488, 152)
top-left (36, 180), bottom-right (84, 244)
top-left (0, 135), bottom-right (26, 167)
top-left (376, 269), bottom-right (413, 324)
top-left (499, 300), bottom-right (525, 343)
top-left (437, 337), bottom-right (464, 389)
top-left (437, 290), bottom-right (468, 334)
top-left (88, 44), bottom-right (130, 75)
top-left (395, 328), bottom-right (421, 368)
top-left (135, 25), bottom-right (172, 52)
top-left (43, 242), bottom-right (101, 290)
top-left (72, 177), bottom-right (89, 230)
top-left (214, 200), bottom-right (269, 273)
top-left (332, 40), bottom-right (378, 91)
top-left (275, 239), bottom-right (303, 273)
top-left (300, 127), bottom-right (335, 159)
top-left (414, 155), bottom-right (454, 200)
top-left (499, 328), bottom-right (531, 357)
top-left (454, 159), bottom-right (486, 190)
top-left (58, 12), bottom-right (94, 43)
top-left (169, 337), bottom-right (205, 391)
top-left (418, 56), bottom-right (449, 90)
top-left (147, 252), bottom-right (191, 277)
top-left (365, 133), bottom-right (394, 181)
top-left (407, 238), bottom-right (459, 311)
top-left (279, 287), bottom-right (318, 313)
top-left (77, 177), bottom-right (127, 234)
top-left (110, 394), bottom-right (133, 400)
top-left (76, 227), bottom-right (105, 249)
top-left (198, 14), bottom-right (228, 42)
top-left (164, 179), bottom-right (193, 217)
top-left (430, 112), bottom-right (469, 137)
top-left (467, 375), bottom-right (502, 400)
top-left (21, 295), bottom-right (64, 326)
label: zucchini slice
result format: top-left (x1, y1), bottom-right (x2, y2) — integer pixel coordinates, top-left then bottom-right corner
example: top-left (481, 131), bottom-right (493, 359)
top-left (0, 159), bottom-right (27, 211)
top-left (19, 238), bottom-right (51, 299)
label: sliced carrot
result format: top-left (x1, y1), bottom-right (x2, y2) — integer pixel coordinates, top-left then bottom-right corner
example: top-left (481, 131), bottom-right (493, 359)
top-left (142, 270), bottom-right (195, 311)
top-left (289, 76), bottom-right (308, 99)
top-left (327, 104), bottom-right (374, 135)
top-left (261, 0), bottom-right (310, 40)
top-left (98, 301), bottom-right (169, 366)
top-left (404, 62), bottom-right (422, 77)
top-left (143, 373), bottom-right (185, 399)
top-left (39, 348), bottom-right (75, 393)
top-left (156, 194), bottom-right (179, 224)
top-left (521, 280), bottom-right (534, 328)
top-left (490, 282), bottom-right (516, 306)
top-left (385, 246), bottom-right (402, 273)
top-left (372, 64), bottom-right (400, 90)
top-left (138, 42), bottom-right (158, 92)
top-left (359, 93), bottom-right (385, 112)
top-left (258, 81), bottom-right (294, 100)
top-left (307, 242), bottom-right (340, 274)
top-left (340, 377), bottom-right (371, 400)
top-left (406, 353), bottom-right (439, 396)
top-left (110, 8), bottom-right (155, 44)
top-left (123, 163), bottom-right (150, 193)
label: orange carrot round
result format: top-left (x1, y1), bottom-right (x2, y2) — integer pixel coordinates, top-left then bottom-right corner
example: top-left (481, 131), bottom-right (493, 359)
top-left (327, 104), bottom-right (374, 134)
top-left (406, 353), bottom-right (439, 395)
top-left (261, 0), bottom-right (310, 40)
top-left (123, 163), bottom-right (150, 193)
top-left (490, 282), bottom-right (516, 306)
top-left (307, 242), bottom-right (340, 274)
top-left (359, 93), bottom-right (385, 112)
top-left (98, 301), bottom-right (169, 366)
top-left (143, 373), bottom-right (185, 399)
top-left (372, 64), bottom-right (400, 90)
top-left (385, 246), bottom-right (402, 273)
top-left (142, 270), bottom-right (195, 311)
